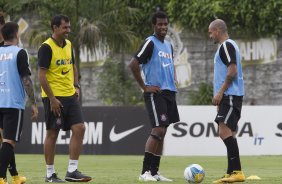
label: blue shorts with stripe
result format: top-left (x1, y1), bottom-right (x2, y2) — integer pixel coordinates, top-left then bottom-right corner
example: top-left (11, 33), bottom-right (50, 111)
top-left (144, 90), bottom-right (179, 128)
top-left (215, 95), bottom-right (243, 131)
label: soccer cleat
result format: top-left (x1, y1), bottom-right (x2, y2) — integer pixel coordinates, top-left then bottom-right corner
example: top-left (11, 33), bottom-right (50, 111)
top-left (0, 178), bottom-right (7, 184)
top-left (152, 172), bottom-right (173, 182)
top-left (65, 170), bottom-right (92, 182)
top-left (12, 175), bottom-right (27, 184)
top-left (45, 173), bottom-right (66, 183)
top-left (221, 171), bottom-right (245, 183)
top-left (212, 173), bottom-right (230, 184)
top-left (138, 171), bottom-right (157, 182)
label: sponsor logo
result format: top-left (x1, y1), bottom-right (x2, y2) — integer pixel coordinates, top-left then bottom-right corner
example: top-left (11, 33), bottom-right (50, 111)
top-left (158, 51), bottom-right (172, 59)
top-left (160, 114), bottom-right (167, 121)
top-left (0, 53), bottom-right (13, 61)
top-left (162, 62), bottom-right (171, 68)
top-left (109, 125), bottom-right (144, 142)
top-left (171, 122), bottom-right (254, 138)
top-left (275, 122), bottom-right (282, 137)
top-left (61, 69), bottom-right (70, 75)
top-left (0, 71), bottom-right (7, 85)
top-left (56, 59), bottom-right (73, 66)
top-left (32, 122), bottom-right (103, 145)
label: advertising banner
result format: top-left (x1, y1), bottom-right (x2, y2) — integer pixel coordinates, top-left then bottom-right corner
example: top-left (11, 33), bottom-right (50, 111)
top-left (16, 107), bottom-right (151, 155)
top-left (163, 106), bottom-right (282, 156)
top-left (16, 106), bottom-right (282, 155)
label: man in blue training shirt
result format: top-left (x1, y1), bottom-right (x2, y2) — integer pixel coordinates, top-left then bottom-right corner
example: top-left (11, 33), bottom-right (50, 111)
top-left (0, 21), bottom-right (38, 184)
top-left (129, 11), bottom-right (179, 182)
top-left (208, 19), bottom-right (245, 184)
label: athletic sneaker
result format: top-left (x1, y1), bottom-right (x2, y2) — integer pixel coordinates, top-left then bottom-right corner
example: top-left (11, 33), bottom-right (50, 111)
top-left (153, 172), bottom-right (173, 182)
top-left (12, 175), bottom-right (26, 184)
top-left (221, 171), bottom-right (245, 183)
top-left (138, 171), bottom-right (157, 182)
top-left (45, 173), bottom-right (66, 183)
top-left (212, 173), bottom-right (230, 184)
top-left (65, 170), bottom-right (92, 182)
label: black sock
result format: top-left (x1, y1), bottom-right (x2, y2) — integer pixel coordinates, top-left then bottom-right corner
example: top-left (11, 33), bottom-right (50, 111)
top-left (8, 153), bottom-right (18, 176)
top-left (141, 152), bottom-right (154, 174)
top-left (233, 138), bottom-right (242, 170)
top-left (150, 155), bottom-right (161, 176)
top-left (223, 136), bottom-right (241, 172)
top-left (0, 142), bottom-right (14, 178)
top-left (226, 149), bottom-right (232, 174)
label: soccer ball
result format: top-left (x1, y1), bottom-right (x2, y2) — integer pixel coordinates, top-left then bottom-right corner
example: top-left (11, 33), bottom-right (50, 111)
top-left (184, 164), bottom-right (205, 183)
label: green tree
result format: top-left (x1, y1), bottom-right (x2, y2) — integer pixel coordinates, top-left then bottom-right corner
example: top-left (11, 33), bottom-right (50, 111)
top-left (2, 0), bottom-right (144, 105)
top-left (97, 59), bottom-right (143, 105)
top-left (167, 0), bottom-right (282, 38)
top-left (189, 83), bottom-right (213, 105)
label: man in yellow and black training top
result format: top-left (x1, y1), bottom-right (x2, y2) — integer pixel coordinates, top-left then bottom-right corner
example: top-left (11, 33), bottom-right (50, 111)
top-left (38, 14), bottom-right (91, 183)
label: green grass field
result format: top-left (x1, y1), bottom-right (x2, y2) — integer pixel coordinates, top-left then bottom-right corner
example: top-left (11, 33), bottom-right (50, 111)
top-left (8, 154), bottom-right (282, 184)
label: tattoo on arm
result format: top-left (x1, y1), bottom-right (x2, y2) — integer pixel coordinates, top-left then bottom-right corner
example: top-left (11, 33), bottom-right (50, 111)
top-left (22, 75), bottom-right (36, 105)
top-left (225, 75), bottom-right (235, 84)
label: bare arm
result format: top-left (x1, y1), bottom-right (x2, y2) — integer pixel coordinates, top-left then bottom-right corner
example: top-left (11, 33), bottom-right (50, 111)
top-left (212, 63), bottom-right (237, 105)
top-left (73, 64), bottom-right (79, 85)
top-left (73, 64), bottom-right (80, 98)
top-left (38, 68), bottom-right (62, 116)
top-left (129, 58), bottom-right (145, 90)
top-left (22, 75), bottom-right (38, 120)
top-left (128, 58), bottom-right (160, 93)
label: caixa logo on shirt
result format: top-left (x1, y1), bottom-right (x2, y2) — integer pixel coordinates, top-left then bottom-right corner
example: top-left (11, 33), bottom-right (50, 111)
top-left (56, 59), bottom-right (73, 66)
top-left (158, 51), bottom-right (172, 59)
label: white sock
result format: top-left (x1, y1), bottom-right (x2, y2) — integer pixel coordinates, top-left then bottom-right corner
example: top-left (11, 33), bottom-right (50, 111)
top-left (68, 159), bottom-right (78, 173)
top-left (46, 165), bottom-right (55, 178)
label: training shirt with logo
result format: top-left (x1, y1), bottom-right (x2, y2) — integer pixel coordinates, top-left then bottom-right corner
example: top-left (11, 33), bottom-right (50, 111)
top-left (134, 35), bottom-right (176, 92)
top-left (0, 45), bottom-right (31, 109)
top-left (38, 38), bottom-right (75, 97)
top-left (213, 39), bottom-right (244, 96)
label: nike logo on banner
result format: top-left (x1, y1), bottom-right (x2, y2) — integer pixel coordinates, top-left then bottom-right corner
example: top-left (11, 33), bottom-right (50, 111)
top-left (61, 69), bottom-right (70, 75)
top-left (162, 63), bottom-right (171, 67)
top-left (109, 125), bottom-right (144, 142)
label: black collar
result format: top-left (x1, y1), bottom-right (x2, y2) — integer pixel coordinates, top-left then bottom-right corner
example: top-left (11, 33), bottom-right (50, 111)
top-left (51, 37), bottom-right (66, 48)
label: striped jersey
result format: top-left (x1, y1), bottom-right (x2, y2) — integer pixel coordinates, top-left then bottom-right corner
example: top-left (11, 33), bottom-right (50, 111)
top-left (213, 39), bottom-right (244, 96)
top-left (134, 35), bottom-right (176, 92)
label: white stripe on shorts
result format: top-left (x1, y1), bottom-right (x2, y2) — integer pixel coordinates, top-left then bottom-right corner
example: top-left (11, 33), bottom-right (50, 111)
top-left (15, 109), bottom-right (22, 141)
top-left (150, 93), bottom-right (159, 126)
top-left (137, 39), bottom-right (151, 58)
top-left (224, 96), bottom-right (233, 124)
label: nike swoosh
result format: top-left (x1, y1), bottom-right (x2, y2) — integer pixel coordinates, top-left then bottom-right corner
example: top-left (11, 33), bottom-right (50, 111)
top-left (109, 125), bottom-right (144, 142)
top-left (217, 115), bottom-right (224, 118)
top-left (0, 71), bottom-right (6, 76)
top-left (162, 63), bottom-right (171, 67)
top-left (61, 69), bottom-right (70, 75)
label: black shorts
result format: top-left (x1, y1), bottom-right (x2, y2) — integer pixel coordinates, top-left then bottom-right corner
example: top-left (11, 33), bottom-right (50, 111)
top-left (215, 95), bottom-right (243, 131)
top-left (144, 90), bottom-right (180, 128)
top-left (0, 108), bottom-right (24, 142)
top-left (42, 95), bottom-right (83, 131)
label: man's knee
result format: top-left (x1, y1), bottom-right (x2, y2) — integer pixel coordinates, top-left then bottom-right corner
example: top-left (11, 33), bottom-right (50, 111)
top-left (71, 123), bottom-right (85, 135)
top-left (150, 127), bottom-right (167, 141)
top-left (218, 123), bottom-right (232, 139)
top-left (46, 129), bottom-right (59, 140)
top-left (150, 133), bottom-right (163, 142)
